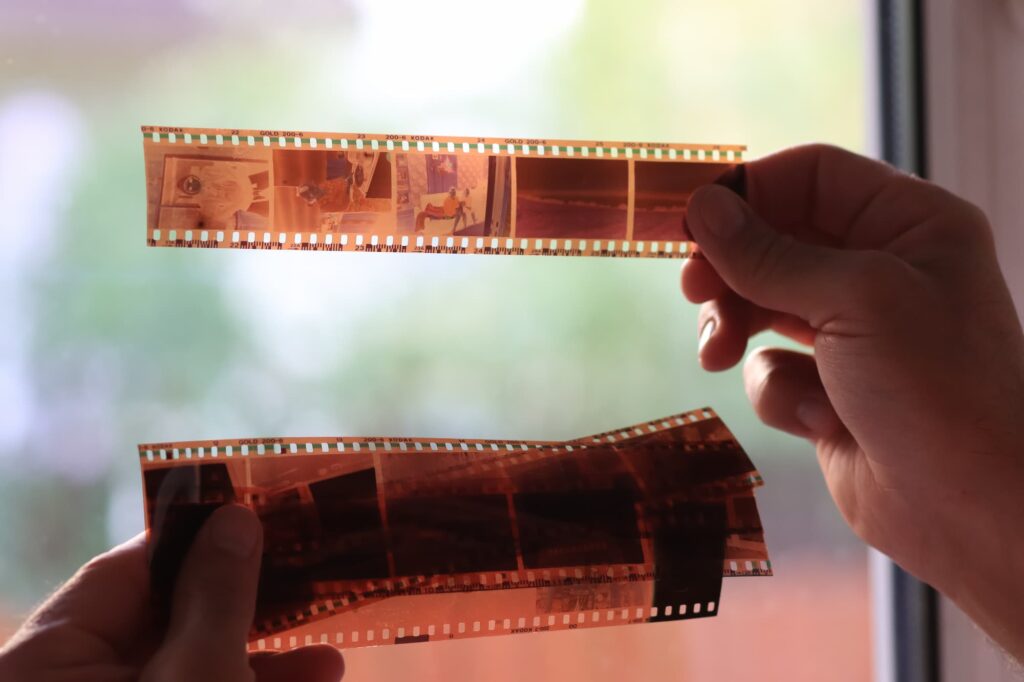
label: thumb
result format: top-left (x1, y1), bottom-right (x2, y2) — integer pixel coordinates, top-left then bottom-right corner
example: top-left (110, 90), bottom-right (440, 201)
top-left (687, 184), bottom-right (879, 326)
top-left (146, 505), bottom-right (262, 682)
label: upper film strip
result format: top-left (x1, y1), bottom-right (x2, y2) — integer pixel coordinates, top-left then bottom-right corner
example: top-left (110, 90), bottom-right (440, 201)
top-left (139, 409), bottom-right (770, 650)
top-left (142, 126), bottom-right (745, 257)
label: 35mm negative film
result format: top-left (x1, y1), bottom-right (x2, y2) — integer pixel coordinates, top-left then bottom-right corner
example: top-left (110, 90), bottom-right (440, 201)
top-left (142, 126), bottom-right (745, 257)
top-left (140, 408), bottom-right (770, 650)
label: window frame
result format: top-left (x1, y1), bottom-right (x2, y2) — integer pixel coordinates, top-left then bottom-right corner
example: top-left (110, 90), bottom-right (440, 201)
top-left (874, 0), bottom-right (1024, 679)
top-left (872, 1), bottom-right (941, 680)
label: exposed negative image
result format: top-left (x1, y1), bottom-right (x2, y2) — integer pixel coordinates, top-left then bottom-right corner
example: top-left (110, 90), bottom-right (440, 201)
top-left (632, 162), bottom-right (736, 242)
top-left (272, 149), bottom-right (392, 234)
top-left (514, 157), bottom-right (629, 240)
top-left (150, 146), bottom-right (271, 234)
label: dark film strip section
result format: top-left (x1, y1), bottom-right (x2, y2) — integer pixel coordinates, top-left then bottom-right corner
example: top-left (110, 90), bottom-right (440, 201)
top-left (140, 409), bottom-right (770, 649)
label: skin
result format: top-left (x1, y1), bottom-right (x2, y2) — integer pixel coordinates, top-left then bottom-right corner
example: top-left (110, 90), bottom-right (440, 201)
top-left (0, 505), bottom-right (344, 682)
top-left (681, 144), bottom-right (1024, 662)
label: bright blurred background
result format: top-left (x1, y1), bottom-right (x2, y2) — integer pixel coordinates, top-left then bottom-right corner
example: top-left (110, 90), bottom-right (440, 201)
top-left (0, 0), bottom-right (873, 678)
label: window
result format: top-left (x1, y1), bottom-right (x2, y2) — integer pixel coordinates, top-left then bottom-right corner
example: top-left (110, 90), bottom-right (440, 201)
top-left (0, 1), bottom-right (874, 678)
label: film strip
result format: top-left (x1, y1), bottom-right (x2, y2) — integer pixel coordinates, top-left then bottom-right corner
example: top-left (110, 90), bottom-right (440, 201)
top-left (140, 408), bottom-right (770, 650)
top-left (142, 126), bottom-right (745, 257)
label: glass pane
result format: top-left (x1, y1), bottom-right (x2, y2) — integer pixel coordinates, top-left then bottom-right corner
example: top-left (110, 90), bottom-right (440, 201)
top-left (0, 0), bottom-right (871, 678)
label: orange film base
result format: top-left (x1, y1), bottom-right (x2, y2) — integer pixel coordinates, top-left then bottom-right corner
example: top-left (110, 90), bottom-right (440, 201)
top-left (142, 127), bottom-right (745, 258)
top-left (139, 408), bottom-right (770, 650)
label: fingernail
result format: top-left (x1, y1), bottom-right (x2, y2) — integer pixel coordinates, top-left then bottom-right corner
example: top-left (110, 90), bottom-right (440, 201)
top-left (698, 187), bottom-right (746, 238)
top-left (208, 505), bottom-right (260, 558)
top-left (698, 317), bottom-right (716, 352)
top-left (796, 398), bottom-right (840, 437)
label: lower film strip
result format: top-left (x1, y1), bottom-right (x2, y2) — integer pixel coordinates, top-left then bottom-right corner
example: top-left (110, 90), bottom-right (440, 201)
top-left (245, 413), bottom-right (768, 634)
top-left (142, 126), bottom-right (746, 258)
top-left (139, 409), bottom-right (770, 650)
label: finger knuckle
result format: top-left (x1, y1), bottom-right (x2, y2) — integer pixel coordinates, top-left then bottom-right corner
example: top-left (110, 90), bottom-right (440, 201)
top-left (907, 179), bottom-right (994, 244)
top-left (744, 348), bottom-right (782, 416)
top-left (954, 200), bottom-right (995, 247)
top-left (799, 142), bottom-right (847, 163)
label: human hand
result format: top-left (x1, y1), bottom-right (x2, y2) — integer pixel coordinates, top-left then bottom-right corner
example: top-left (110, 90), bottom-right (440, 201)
top-left (0, 505), bottom-right (345, 682)
top-left (681, 145), bottom-right (1024, 660)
